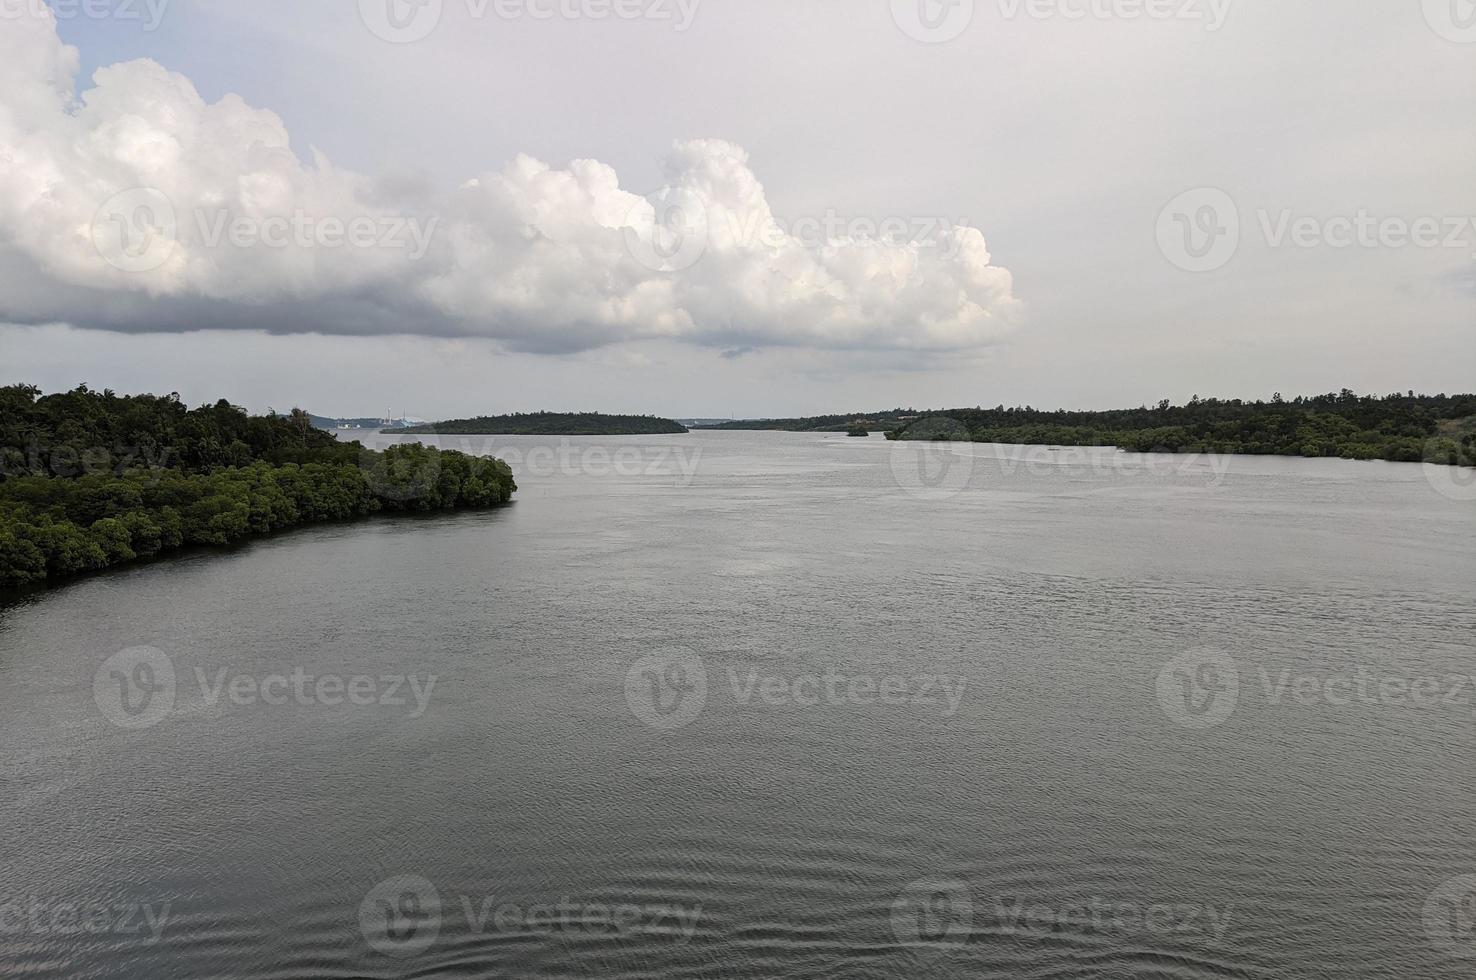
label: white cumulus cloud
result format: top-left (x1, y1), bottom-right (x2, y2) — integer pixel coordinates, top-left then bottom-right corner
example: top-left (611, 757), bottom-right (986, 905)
top-left (0, 6), bottom-right (1020, 354)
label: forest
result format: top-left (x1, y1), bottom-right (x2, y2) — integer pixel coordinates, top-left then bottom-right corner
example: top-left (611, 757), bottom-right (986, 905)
top-left (705, 391), bottom-right (1476, 465)
top-left (0, 384), bottom-right (516, 590)
top-left (397, 412), bottom-right (688, 436)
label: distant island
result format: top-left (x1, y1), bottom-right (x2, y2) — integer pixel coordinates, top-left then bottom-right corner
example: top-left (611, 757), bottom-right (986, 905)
top-left (282, 413), bottom-right (427, 432)
top-left (395, 412), bottom-right (688, 436)
top-left (676, 418), bottom-right (739, 428)
top-left (699, 391), bottom-right (1476, 466)
top-left (1, 384), bottom-right (516, 591)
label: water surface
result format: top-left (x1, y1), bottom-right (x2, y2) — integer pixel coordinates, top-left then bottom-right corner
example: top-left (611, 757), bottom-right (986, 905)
top-left (1, 432), bottom-right (1472, 978)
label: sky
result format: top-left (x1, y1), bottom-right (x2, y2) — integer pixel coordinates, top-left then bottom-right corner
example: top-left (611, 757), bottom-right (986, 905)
top-left (0, 0), bottom-right (1472, 419)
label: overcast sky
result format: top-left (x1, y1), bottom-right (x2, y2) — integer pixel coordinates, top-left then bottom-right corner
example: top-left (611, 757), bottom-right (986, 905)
top-left (1, 0), bottom-right (1472, 419)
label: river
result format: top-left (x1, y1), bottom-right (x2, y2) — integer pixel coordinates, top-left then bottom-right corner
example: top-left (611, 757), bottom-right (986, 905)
top-left (1, 431), bottom-right (1472, 978)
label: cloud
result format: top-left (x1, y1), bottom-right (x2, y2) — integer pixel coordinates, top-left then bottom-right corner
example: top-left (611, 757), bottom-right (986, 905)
top-left (0, 6), bottom-right (1021, 354)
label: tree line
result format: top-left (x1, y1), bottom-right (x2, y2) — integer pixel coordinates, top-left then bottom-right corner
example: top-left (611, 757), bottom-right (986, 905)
top-left (889, 391), bottom-right (1476, 464)
top-left (1, 384), bottom-right (516, 591)
top-left (702, 391), bottom-right (1476, 465)
top-left (397, 412), bottom-right (689, 436)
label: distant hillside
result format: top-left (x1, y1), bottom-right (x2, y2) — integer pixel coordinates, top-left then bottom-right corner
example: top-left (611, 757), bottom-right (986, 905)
top-left (397, 412), bottom-right (688, 436)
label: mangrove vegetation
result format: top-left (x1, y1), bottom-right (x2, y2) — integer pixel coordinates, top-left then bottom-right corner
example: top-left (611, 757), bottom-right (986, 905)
top-left (1, 384), bottom-right (516, 591)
